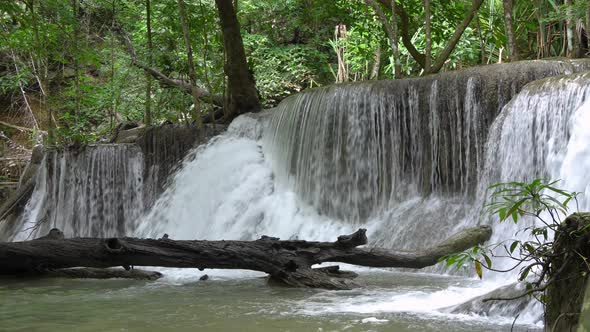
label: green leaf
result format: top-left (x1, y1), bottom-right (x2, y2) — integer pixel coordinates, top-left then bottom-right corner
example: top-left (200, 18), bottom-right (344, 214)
top-left (525, 243), bottom-right (535, 253)
top-left (475, 260), bottom-right (483, 279)
top-left (510, 241), bottom-right (519, 254)
top-left (505, 198), bottom-right (527, 222)
top-left (519, 265), bottom-right (532, 281)
top-left (482, 254), bottom-right (492, 269)
top-left (546, 185), bottom-right (570, 197)
top-left (498, 208), bottom-right (506, 221)
top-left (511, 211), bottom-right (519, 223)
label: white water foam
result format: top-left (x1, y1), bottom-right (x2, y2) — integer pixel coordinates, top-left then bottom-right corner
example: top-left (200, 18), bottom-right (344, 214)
top-left (131, 117), bottom-right (541, 327)
top-left (135, 89), bottom-right (590, 328)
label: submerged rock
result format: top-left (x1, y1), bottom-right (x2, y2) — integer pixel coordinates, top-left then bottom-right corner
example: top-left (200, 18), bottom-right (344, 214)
top-left (442, 282), bottom-right (542, 323)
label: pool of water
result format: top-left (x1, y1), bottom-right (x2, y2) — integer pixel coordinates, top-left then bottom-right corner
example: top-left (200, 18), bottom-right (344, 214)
top-left (0, 268), bottom-right (542, 332)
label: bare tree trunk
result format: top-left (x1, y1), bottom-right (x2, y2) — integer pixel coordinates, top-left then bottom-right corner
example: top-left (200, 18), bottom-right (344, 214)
top-left (198, 0), bottom-right (215, 126)
top-left (11, 52), bottom-right (40, 133)
top-left (502, 0), bottom-right (519, 61)
top-left (334, 24), bottom-right (348, 83)
top-left (475, 13), bottom-right (486, 63)
top-left (110, 0), bottom-right (117, 130)
top-left (145, 0), bottom-right (153, 126)
top-left (28, 0), bottom-right (53, 144)
top-left (361, 0), bottom-right (401, 78)
top-left (565, 0), bottom-right (581, 58)
top-left (429, 0), bottom-right (483, 73)
top-left (72, 0), bottom-right (81, 126)
top-left (214, 0), bottom-right (261, 119)
top-left (177, 0), bottom-right (203, 130)
top-left (424, 0), bottom-right (432, 74)
top-left (586, 3), bottom-right (590, 55)
top-left (390, 0), bottom-right (401, 78)
top-left (370, 46), bottom-right (381, 80)
top-left (537, 0), bottom-right (545, 59)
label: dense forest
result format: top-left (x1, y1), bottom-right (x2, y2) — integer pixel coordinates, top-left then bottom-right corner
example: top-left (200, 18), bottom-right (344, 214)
top-left (0, 0), bottom-right (589, 180)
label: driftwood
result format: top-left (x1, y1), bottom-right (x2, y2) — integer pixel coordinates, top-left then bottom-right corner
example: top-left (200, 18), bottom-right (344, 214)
top-left (0, 226), bottom-right (492, 290)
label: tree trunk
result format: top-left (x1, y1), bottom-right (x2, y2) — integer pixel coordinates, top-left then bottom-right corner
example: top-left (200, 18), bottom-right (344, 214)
top-left (565, 0), bottom-right (581, 58)
top-left (370, 46), bottom-right (381, 80)
top-left (110, 0), bottom-right (117, 129)
top-left (545, 213), bottom-right (590, 331)
top-left (424, 0), bottom-right (432, 74)
top-left (145, 0), bottom-right (153, 126)
top-left (0, 226), bottom-right (492, 290)
top-left (475, 13), bottom-right (486, 63)
top-left (214, 0), bottom-right (261, 119)
top-left (429, 0), bottom-right (483, 73)
top-left (391, 0), bottom-right (401, 78)
top-left (361, 0), bottom-right (401, 78)
top-left (587, 4), bottom-right (590, 40)
top-left (44, 267), bottom-right (163, 280)
top-left (177, 0), bottom-right (204, 130)
top-left (28, 0), bottom-right (53, 144)
top-left (377, 0), bottom-right (484, 74)
top-left (72, 0), bottom-right (81, 127)
top-left (335, 23), bottom-right (349, 83)
top-left (536, 0), bottom-right (546, 59)
top-left (502, 0), bottom-right (519, 61)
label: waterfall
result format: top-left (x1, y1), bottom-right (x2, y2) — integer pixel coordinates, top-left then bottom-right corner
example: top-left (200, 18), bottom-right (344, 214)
top-left (263, 60), bottom-right (590, 224)
top-left (477, 72), bottom-right (590, 244)
top-left (13, 145), bottom-right (145, 240)
top-left (4, 60), bottom-right (590, 328)
top-left (129, 69), bottom-right (590, 327)
top-left (139, 117), bottom-right (353, 241)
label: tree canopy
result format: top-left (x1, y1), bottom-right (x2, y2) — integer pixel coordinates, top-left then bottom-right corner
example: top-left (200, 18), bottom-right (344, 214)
top-left (0, 0), bottom-right (588, 145)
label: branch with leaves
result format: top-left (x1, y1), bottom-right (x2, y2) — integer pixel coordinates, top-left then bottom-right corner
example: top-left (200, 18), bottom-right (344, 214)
top-left (112, 25), bottom-right (223, 108)
top-left (442, 178), bottom-right (589, 309)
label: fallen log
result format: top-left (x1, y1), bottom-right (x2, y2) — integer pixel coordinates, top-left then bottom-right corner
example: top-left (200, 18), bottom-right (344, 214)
top-left (43, 268), bottom-right (163, 280)
top-left (0, 226), bottom-right (492, 290)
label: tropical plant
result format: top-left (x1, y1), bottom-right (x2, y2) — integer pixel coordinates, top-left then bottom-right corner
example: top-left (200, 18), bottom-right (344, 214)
top-left (442, 178), bottom-right (587, 304)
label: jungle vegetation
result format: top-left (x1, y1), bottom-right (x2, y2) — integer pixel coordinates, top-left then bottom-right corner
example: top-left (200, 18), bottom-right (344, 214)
top-left (0, 0), bottom-right (589, 146)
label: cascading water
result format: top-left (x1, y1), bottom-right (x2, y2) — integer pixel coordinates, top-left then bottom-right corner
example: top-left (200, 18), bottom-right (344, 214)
top-left (6, 60), bottom-right (590, 331)
top-left (13, 145), bottom-right (145, 240)
top-left (448, 72), bottom-right (590, 323)
top-left (132, 63), bottom-right (590, 329)
top-left (476, 72), bottom-right (590, 243)
top-left (139, 114), bottom-right (353, 241)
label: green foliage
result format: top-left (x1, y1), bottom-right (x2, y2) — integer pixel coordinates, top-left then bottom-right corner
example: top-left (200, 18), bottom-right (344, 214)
top-left (245, 34), bottom-right (328, 107)
top-left (1, 0), bottom-right (588, 144)
top-left (442, 179), bottom-right (583, 297)
top-left (486, 179), bottom-right (579, 225)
